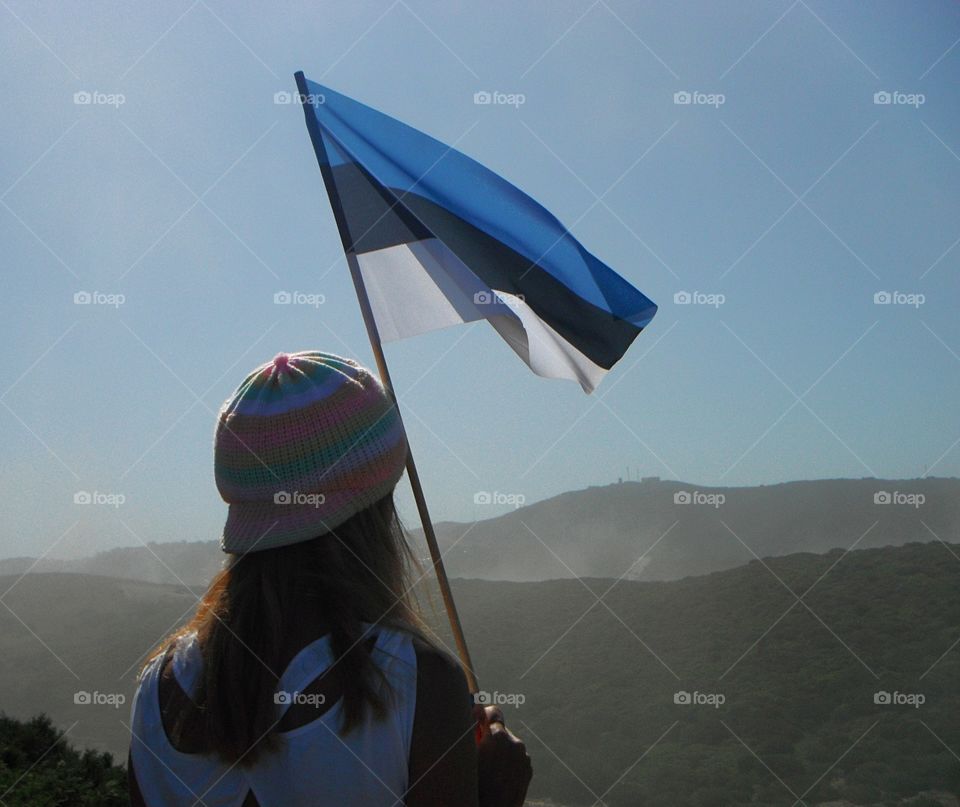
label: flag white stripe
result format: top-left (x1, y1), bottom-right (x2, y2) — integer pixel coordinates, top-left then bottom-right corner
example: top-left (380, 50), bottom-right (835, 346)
top-left (355, 239), bottom-right (609, 393)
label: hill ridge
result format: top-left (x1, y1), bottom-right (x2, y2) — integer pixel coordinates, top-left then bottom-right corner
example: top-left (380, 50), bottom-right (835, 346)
top-left (2, 477), bottom-right (957, 585)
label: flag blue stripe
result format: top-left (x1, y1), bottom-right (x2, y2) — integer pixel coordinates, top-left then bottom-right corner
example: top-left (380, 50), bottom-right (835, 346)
top-left (300, 78), bottom-right (657, 330)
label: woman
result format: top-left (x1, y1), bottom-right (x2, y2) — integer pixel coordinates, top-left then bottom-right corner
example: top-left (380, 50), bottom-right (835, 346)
top-left (128, 351), bottom-right (532, 806)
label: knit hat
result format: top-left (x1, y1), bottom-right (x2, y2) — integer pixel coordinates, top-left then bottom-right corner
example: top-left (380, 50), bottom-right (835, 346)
top-left (214, 351), bottom-right (408, 554)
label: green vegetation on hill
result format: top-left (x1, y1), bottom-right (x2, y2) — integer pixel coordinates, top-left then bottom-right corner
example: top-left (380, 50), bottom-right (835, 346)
top-left (446, 541), bottom-right (960, 806)
top-left (0, 714), bottom-right (126, 806)
top-left (0, 540), bottom-right (958, 805)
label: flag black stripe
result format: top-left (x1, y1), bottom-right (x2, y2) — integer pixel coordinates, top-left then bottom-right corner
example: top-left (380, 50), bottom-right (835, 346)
top-left (327, 159), bottom-right (433, 253)
top-left (328, 161), bottom-right (647, 370)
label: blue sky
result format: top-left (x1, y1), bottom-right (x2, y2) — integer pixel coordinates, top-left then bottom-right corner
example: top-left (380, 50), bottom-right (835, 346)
top-left (1, 1), bottom-right (959, 560)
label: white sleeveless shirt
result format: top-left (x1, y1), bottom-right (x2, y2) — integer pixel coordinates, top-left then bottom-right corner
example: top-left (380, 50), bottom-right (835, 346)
top-left (129, 624), bottom-right (418, 806)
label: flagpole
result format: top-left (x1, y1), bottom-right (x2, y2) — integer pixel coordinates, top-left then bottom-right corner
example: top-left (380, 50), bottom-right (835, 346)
top-left (344, 252), bottom-right (479, 694)
top-left (293, 71), bottom-right (478, 693)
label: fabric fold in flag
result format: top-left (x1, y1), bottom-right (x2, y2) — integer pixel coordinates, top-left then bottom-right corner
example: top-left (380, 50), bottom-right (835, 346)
top-left (295, 73), bottom-right (657, 394)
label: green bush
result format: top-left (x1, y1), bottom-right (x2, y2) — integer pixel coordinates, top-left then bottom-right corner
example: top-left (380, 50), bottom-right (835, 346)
top-left (0, 713), bottom-right (126, 806)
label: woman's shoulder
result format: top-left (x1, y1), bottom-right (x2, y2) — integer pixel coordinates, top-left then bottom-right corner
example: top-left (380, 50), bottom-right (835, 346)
top-left (406, 636), bottom-right (478, 806)
top-left (410, 636), bottom-right (470, 703)
top-left (135, 631), bottom-right (200, 696)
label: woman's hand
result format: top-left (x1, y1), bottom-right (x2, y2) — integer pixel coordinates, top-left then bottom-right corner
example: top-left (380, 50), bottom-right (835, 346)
top-left (474, 704), bottom-right (532, 807)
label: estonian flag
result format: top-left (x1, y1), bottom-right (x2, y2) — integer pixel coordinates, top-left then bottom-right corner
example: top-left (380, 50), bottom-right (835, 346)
top-left (295, 73), bottom-right (657, 394)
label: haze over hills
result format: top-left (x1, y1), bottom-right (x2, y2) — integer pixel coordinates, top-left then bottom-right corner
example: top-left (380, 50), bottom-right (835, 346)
top-left (1, 540), bottom-right (958, 806)
top-left (1, 478), bottom-right (955, 586)
top-left (427, 476), bottom-right (957, 581)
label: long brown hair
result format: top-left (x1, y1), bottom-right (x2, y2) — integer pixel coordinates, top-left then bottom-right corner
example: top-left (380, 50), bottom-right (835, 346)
top-left (145, 490), bottom-right (425, 766)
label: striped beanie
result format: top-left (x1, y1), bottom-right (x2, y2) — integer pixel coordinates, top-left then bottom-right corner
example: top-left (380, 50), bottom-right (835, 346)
top-left (214, 351), bottom-right (408, 554)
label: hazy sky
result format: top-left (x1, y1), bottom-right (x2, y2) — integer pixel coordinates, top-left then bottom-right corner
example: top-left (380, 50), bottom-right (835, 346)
top-left (1, 1), bottom-right (959, 560)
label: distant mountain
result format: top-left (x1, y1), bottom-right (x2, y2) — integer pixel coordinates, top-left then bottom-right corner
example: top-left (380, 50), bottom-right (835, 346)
top-left (424, 476), bottom-right (960, 581)
top-left (0, 540), bottom-right (225, 589)
top-left (1, 540), bottom-right (958, 806)
top-left (2, 478), bottom-right (956, 586)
